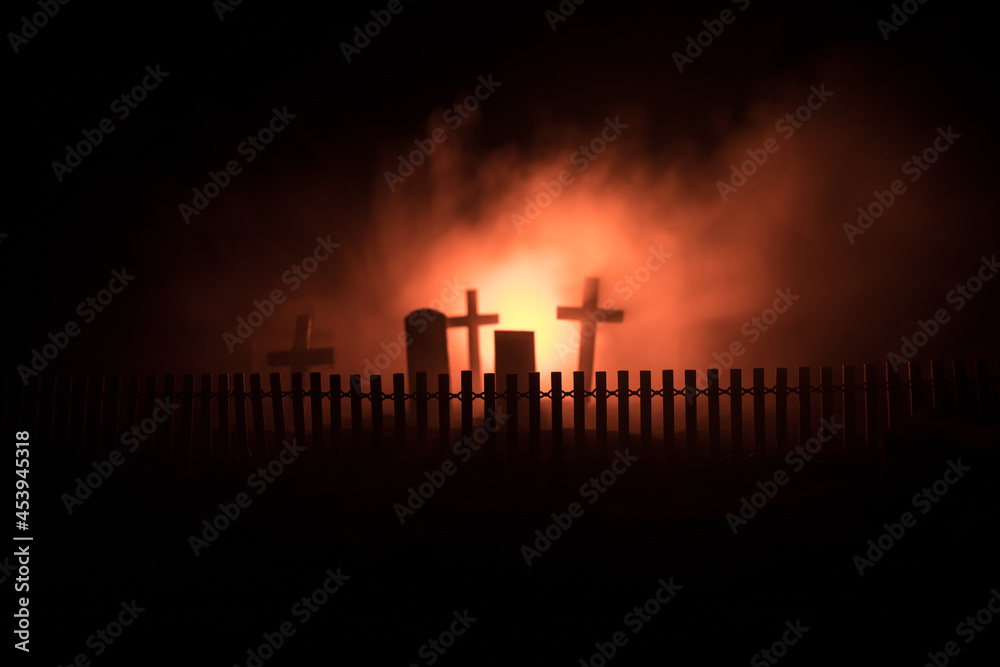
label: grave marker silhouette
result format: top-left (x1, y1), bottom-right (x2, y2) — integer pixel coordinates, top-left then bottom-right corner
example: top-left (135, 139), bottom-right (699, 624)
top-left (557, 277), bottom-right (623, 391)
top-left (405, 309), bottom-right (449, 390)
top-left (446, 289), bottom-right (498, 390)
top-left (495, 330), bottom-right (535, 393)
top-left (266, 315), bottom-right (333, 374)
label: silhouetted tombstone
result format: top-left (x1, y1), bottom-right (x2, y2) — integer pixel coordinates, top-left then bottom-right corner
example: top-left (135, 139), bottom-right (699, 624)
top-left (557, 277), bottom-right (623, 391)
top-left (405, 309), bottom-right (449, 390)
top-left (267, 315), bottom-right (333, 374)
top-left (495, 331), bottom-right (536, 396)
top-left (446, 289), bottom-right (499, 391)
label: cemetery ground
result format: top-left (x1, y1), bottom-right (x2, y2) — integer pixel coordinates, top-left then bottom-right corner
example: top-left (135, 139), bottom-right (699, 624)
top-left (28, 423), bottom-right (1000, 666)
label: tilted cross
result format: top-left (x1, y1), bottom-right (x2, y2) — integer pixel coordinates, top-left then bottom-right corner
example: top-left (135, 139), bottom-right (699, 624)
top-left (557, 277), bottom-right (623, 391)
top-left (266, 315), bottom-right (334, 375)
top-left (446, 289), bottom-right (499, 390)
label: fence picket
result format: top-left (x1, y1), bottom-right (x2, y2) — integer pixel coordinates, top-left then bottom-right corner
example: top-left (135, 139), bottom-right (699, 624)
top-left (662, 370), bottom-right (674, 460)
top-left (217, 374), bottom-right (230, 461)
top-left (179, 374), bottom-right (195, 461)
top-left (863, 364), bottom-right (878, 450)
top-left (485, 373), bottom-right (497, 461)
top-left (199, 374), bottom-right (212, 460)
top-left (596, 372), bottom-right (608, 458)
top-left (775, 368), bottom-right (788, 455)
top-left (371, 374), bottom-right (384, 448)
top-left (684, 370), bottom-right (697, 459)
top-left (574, 371), bottom-right (585, 459)
top-left (752, 368), bottom-right (765, 459)
top-left (291, 372), bottom-right (307, 452)
top-left (639, 370), bottom-right (652, 459)
top-left (416, 372), bottom-right (428, 452)
top-left (954, 360), bottom-right (972, 415)
top-left (438, 373), bottom-right (450, 457)
top-left (330, 374), bottom-right (342, 453)
top-left (821, 366), bottom-right (834, 436)
top-left (250, 374), bottom-right (267, 460)
top-left (393, 373), bottom-right (406, 446)
top-left (730, 368), bottom-right (743, 460)
top-left (529, 372), bottom-right (541, 461)
top-left (708, 369), bottom-right (720, 460)
top-left (885, 363), bottom-right (903, 429)
top-left (797, 367), bottom-right (810, 448)
top-left (350, 374), bottom-right (363, 446)
top-left (461, 371), bottom-right (473, 442)
top-left (506, 373), bottom-right (518, 460)
top-left (931, 360), bottom-right (949, 411)
top-left (233, 373), bottom-right (249, 461)
top-left (310, 372), bottom-right (324, 456)
top-left (843, 365), bottom-right (856, 451)
top-left (269, 373), bottom-right (284, 456)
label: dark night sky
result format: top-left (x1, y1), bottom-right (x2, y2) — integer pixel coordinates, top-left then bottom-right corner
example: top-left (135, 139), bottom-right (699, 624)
top-left (4, 0), bottom-right (998, 378)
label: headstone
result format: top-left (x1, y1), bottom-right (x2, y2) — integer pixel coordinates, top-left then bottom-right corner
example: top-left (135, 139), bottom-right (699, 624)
top-left (557, 277), bottom-right (623, 391)
top-left (405, 309), bottom-right (449, 390)
top-left (495, 330), bottom-right (536, 395)
top-left (446, 289), bottom-right (499, 390)
top-left (266, 315), bottom-right (334, 374)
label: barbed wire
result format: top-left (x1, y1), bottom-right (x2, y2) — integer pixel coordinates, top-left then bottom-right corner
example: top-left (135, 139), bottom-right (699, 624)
top-left (10, 375), bottom-right (998, 402)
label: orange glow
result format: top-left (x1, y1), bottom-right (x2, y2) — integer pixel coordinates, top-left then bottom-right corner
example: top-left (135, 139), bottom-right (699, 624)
top-left (447, 257), bottom-right (570, 377)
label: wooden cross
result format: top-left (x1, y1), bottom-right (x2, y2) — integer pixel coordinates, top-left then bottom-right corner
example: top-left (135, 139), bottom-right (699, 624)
top-left (557, 277), bottom-right (623, 391)
top-left (446, 289), bottom-right (499, 390)
top-left (266, 315), bottom-right (334, 374)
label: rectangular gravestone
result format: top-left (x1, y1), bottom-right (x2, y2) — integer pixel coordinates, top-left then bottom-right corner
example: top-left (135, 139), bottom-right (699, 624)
top-left (405, 309), bottom-right (449, 391)
top-left (495, 331), bottom-right (536, 395)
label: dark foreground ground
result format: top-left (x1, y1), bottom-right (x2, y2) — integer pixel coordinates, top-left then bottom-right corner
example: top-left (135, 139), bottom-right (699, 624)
top-left (20, 429), bottom-right (1000, 666)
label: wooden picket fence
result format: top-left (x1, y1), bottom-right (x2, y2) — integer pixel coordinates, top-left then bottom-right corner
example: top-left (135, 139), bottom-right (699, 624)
top-left (4, 358), bottom-right (998, 464)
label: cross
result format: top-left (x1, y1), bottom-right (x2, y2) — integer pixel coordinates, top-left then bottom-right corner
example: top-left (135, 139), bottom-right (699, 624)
top-left (557, 277), bottom-right (623, 391)
top-left (266, 315), bottom-right (334, 374)
top-left (446, 289), bottom-right (499, 390)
